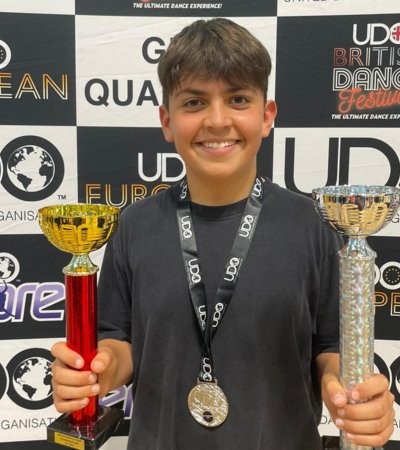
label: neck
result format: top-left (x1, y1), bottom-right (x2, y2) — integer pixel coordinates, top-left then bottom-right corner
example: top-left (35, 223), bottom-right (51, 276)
top-left (186, 169), bottom-right (257, 206)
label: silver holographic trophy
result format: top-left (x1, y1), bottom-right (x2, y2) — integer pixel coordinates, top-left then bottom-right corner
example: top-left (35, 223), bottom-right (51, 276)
top-left (312, 185), bottom-right (400, 450)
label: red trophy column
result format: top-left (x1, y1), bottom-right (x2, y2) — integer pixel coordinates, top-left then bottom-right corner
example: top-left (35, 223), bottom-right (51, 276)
top-left (65, 273), bottom-right (98, 427)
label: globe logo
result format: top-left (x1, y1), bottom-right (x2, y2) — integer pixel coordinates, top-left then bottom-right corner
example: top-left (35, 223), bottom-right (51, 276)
top-left (391, 356), bottom-right (400, 405)
top-left (0, 256), bottom-right (15, 280)
top-left (6, 348), bottom-right (54, 409)
top-left (0, 40), bottom-right (11, 70)
top-left (1, 136), bottom-right (64, 201)
top-left (0, 253), bottom-right (19, 283)
top-left (7, 145), bottom-right (55, 193)
top-left (12, 357), bottom-right (52, 402)
top-left (0, 364), bottom-right (6, 401)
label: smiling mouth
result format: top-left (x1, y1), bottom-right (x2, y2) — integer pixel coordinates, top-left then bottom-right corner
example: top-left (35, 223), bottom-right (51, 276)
top-left (199, 140), bottom-right (237, 149)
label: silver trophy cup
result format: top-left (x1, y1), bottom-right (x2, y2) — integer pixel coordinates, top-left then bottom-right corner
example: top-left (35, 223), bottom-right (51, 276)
top-left (312, 185), bottom-right (400, 450)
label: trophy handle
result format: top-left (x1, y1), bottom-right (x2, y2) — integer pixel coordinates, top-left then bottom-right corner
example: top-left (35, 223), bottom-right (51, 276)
top-left (65, 270), bottom-right (99, 427)
top-left (339, 237), bottom-right (376, 450)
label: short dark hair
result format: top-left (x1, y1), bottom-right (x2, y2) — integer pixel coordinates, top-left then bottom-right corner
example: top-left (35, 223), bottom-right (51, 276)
top-left (158, 18), bottom-right (272, 107)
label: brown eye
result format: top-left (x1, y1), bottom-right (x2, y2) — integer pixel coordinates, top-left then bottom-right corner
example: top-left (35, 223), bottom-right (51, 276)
top-left (231, 96), bottom-right (248, 105)
top-left (184, 99), bottom-right (203, 107)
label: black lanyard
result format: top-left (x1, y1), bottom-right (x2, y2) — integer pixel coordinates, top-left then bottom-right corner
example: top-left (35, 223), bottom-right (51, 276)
top-left (176, 178), bottom-right (264, 383)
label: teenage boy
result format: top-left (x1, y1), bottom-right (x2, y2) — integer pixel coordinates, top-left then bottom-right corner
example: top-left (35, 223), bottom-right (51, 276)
top-left (51, 18), bottom-right (394, 449)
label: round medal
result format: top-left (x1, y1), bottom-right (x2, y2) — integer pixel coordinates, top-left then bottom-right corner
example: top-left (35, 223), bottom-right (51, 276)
top-left (187, 381), bottom-right (229, 427)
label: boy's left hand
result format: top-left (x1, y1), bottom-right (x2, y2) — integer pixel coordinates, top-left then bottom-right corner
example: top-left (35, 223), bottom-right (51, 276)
top-left (322, 372), bottom-right (395, 447)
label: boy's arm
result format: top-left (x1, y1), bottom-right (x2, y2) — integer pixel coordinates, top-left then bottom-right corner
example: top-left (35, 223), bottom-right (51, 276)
top-left (316, 352), bottom-right (394, 447)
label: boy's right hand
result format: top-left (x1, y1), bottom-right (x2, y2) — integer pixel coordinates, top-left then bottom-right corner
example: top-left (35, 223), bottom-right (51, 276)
top-left (51, 341), bottom-right (117, 414)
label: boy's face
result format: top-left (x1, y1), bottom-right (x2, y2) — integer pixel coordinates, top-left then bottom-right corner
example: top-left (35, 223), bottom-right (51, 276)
top-left (159, 78), bottom-right (276, 185)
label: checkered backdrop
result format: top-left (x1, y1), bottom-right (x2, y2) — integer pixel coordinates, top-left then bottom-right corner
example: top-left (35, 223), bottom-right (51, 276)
top-left (0, 1), bottom-right (400, 448)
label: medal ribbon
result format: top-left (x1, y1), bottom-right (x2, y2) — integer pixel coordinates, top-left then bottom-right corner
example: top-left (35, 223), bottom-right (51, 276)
top-left (176, 177), bottom-right (264, 383)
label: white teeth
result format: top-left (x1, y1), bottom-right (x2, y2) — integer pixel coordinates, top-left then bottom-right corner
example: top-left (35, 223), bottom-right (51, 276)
top-left (202, 141), bottom-right (235, 148)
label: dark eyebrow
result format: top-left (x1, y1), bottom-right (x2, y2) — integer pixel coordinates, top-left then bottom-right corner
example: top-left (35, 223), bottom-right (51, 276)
top-left (174, 88), bottom-right (205, 97)
top-left (174, 86), bottom-right (256, 98)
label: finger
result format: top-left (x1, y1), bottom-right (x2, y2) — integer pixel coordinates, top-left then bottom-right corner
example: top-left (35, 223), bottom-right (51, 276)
top-left (351, 373), bottom-right (390, 402)
top-left (53, 394), bottom-right (90, 414)
top-left (343, 421), bottom-right (394, 448)
top-left (91, 346), bottom-right (114, 374)
top-left (52, 365), bottom-right (97, 387)
top-left (336, 407), bottom-right (394, 435)
top-left (322, 372), bottom-right (347, 408)
top-left (53, 382), bottom-right (100, 402)
top-left (51, 342), bottom-right (84, 369)
top-left (341, 391), bottom-right (394, 421)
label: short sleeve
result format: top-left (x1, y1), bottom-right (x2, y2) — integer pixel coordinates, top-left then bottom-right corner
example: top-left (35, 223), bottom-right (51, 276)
top-left (314, 229), bottom-right (343, 356)
top-left (97, 223), bottom-right (132, 343)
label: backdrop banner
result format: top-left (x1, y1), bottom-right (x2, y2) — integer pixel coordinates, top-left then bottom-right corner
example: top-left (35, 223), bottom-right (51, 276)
top-left (0, 0), bottom-right (399, 447)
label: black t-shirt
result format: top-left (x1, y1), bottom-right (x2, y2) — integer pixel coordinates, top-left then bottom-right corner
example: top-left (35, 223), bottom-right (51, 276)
top-left (98, 179), bottom-right (341, 450)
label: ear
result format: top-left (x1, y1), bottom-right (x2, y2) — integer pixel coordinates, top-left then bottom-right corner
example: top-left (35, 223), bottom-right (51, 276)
top-left (159, 105), bottom-right (174, 143)
top-left (262, 100), bottom-right (277, 138)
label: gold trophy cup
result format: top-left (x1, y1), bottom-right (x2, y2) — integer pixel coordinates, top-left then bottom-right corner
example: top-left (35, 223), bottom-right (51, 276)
top-left (38, 204), bottom-right (122, 450)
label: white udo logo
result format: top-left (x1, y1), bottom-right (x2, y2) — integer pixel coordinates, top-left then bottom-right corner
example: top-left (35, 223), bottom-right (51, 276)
top-left (239, 214), bottom-right (255, 238)
top-left (224, 257), bottom-right (241, 282)
top-left (180, 182), bottom-right (188, 200)
top-left (212, 302), bottom-right (224, 328)
top-left (180, 215), bottom-right (192, 239)
top-left (202, 357), bottom-right (212, 382)
top-left (188, 258), bottom-right (201, 284)
top-left (252, 178), bottom-right (263, 198)
top-left (198, 305), bottom-right (206, 330)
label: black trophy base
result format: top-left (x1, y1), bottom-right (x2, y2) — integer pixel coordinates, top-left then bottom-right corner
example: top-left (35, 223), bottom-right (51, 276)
top-left (322, 436), bottom-right (384, 449)
top-left (47, 406), bottom-right (124, 450)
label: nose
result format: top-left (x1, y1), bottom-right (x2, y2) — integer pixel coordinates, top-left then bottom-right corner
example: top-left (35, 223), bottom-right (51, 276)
top-left (203, 101), bottom-right (232, 129)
